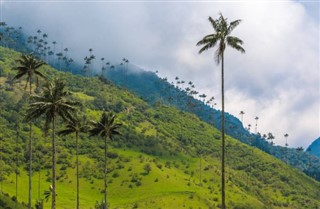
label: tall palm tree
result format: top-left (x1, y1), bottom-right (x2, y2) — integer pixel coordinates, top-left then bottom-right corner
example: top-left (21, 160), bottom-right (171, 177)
top-left (239, 111), bottom-right (245, 124)
top-left (254, 116), bottom-right (259, 134)
top-left (284, 133), bottom-right (289, 164)
top-left (196, 13), bottom-right (245, 209)
top-left (89, 112), bottom-right (121, 209)
top-left (26, 79), bottom-right (77, 209)
top-left (12, 53), bottom-right (46, 209)
top-left (58, 114), bottom-right (88, 209)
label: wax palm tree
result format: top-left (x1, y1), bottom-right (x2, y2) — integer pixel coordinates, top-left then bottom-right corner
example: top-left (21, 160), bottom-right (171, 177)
top-left (197, 13), bottom-right (245, 209)
top-left (26, 79), bottom-right (77, 209)
top-left (284, 133), bottom-right (289, 164)
top-left (254, 116), bottom-right (259, 134)
top-left (239, 111), bottom-right (245, 124)
top-left (13, 53), bottom-right (46, 92)
top-left (89, 112), bottom-right (121, 209)
top-left (12, 53), bottom-right (46, 209)
top-left (58, 114), bottom-right (88, 209)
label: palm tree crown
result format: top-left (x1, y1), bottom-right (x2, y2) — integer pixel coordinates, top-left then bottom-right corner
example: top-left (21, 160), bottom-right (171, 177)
top-left (25, 79), bottom-right (77, 131)
top-left (13, 53), bottom-right (46, 91)
top-left (89, 112), bottom-right (121, 140)
top-left (58, 114), bottom-right (88, 137)
top-left (197, 13), bottom-right (245, 62)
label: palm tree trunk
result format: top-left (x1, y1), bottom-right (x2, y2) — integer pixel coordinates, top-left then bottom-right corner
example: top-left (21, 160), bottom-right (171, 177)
top-left (52, 116), bottom-right (56, 209)
top-left (199, 154), bottom-right (202, 186)
top-left (16, 128), bottom-right (19, 206)
top-left (104, 135), bottom-right (108, 209)
top-left (38, 169), bottom-right (41, 200)
top-left (28, 81), bottom-right (33, 209)
top-left (76, 132), bottom-right (79, 209)
top-left (221, 51), bottom-right (226, 209)
top-left (28, 122), bottom-right (32, 209)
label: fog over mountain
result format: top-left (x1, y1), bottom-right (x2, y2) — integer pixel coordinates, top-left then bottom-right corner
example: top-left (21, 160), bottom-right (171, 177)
top-left (1, 0), bottom-right (319, 148)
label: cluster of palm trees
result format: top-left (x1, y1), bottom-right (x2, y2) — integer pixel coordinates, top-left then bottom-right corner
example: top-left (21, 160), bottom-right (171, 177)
top-left (0, 22), bottom-right (23, 50)
top-left (239, 110), bottom-right (290, 150)
top-left (26, 29), bottom-right (74, 72)
top-left (155, 75), bottom-right (217, 113)
top-left (11, 53), bottom-right (121, 209)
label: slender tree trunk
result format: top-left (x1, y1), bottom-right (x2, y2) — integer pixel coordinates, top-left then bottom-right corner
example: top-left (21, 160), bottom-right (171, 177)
top-left (0, 136), bottom-right (2, 193)
top-left (104, 135), bottom-right (108, 209)
top-left (28, 81), bottom-right (33, 209)
top-left (28, 121), bottom-right (32, 209)
top-left (38, 169), bottom-right (41, 200)
top-left (199, 154), bottom-right (202, 186)
top-left (16, 128), bottom-right (19, 206)
top-left (221, 51), bottom-right (226, 209)
top-left (76, 132), bottom-right (79, 209)
top-left (52, 116), bottom-right (56, 209)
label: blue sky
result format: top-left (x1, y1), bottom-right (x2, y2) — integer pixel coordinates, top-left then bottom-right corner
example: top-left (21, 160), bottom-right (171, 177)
top-left (1, 0), bottom-right (319, 148)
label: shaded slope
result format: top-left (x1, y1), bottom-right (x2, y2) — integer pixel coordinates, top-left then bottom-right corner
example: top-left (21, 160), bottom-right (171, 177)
top-left (307, 137), bottom-right (320, 158)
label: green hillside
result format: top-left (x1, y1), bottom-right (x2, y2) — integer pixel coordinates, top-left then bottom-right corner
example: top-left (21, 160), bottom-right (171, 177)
top-left (0, 46), bottom-right (320, 209)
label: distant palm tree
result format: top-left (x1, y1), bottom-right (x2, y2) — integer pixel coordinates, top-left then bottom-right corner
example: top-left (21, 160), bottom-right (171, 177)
top-left (58, 114), bottom-right (88, 209)
top-left (124, 59), bottom-right (129, 88)
top-left (197, 13), bottom-right (245, 209)
top-left (239, 111), bottom-right (245, 124)
top-left (267, 133), bottom-right (275, 146)
top-left (284, 133), bottom-right (289, 164)
top-left (12, 53), bottom-right (46, 209)
top-left (247, 124), bottom-right (251, 132)
top-left (26, 79), bottom-right (77, 209)
top-left (296, 147), bottom-right (304, 152)
top-left (89, 112), bottom-right (121, 209)
top-left (254, 116), bottom-right (259, 134)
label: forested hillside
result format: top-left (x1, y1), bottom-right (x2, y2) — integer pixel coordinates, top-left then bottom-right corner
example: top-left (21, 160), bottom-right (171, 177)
top-left (0, 47), bottom-right (320, 209)
top-left (1, 23), bottom-right (319, 182)
top-left (307, 137), bottom-right (320, 158)
top-left (106, 65), bottom-right (320, 181)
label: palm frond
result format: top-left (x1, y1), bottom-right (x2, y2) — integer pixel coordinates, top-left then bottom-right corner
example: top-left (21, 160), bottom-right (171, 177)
top-left (34, 70), bottom-right (47, 80)
top-left (218, 13), bottom-right (228, 32)
top-left (208, 16), bottom-right (219, 32)
top-left (197, 35), bottom-right (219, 54)
top-left (12, 72), bottom-right (26, 80)
top-left (226, 36), bottom-right (245, 53)
top-left (227, 19), bottom-right (242, 35)
top-left (58, 128), bottom-right (75, 136)
top-left (89, 112), bottom-right (122, 140)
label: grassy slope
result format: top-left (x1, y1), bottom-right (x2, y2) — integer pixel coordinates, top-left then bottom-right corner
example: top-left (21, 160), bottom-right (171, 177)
top-left (0, 47), bottom-right (319, 209)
